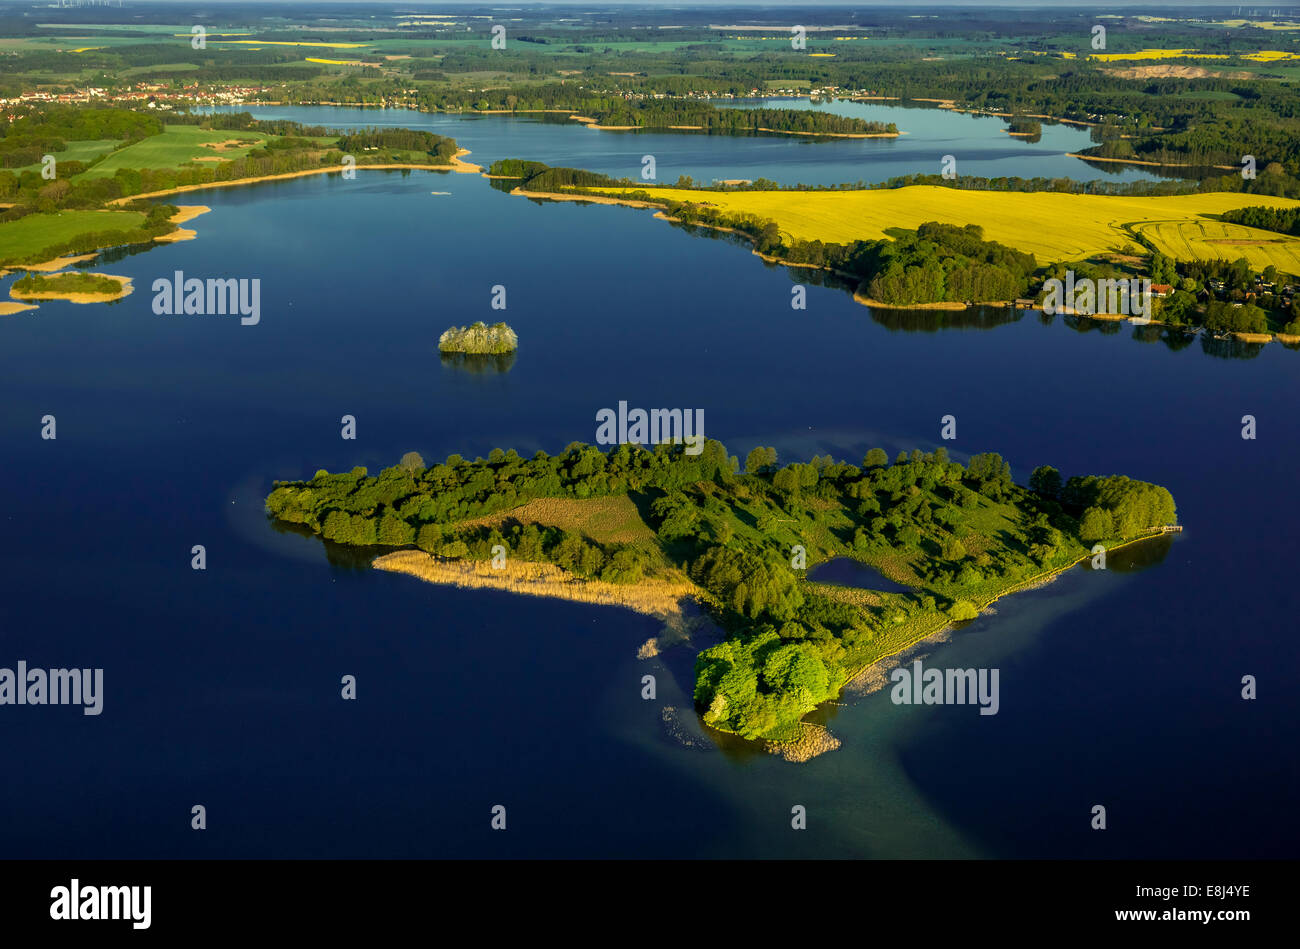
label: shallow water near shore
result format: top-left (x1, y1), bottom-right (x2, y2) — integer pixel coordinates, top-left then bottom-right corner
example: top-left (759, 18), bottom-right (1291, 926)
top-left (0, 108), bottom-right (1296, 859)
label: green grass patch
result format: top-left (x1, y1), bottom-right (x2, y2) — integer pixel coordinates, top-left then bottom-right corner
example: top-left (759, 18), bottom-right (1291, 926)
top-left (0, 209), bottom-right (146, 265)
top-left (77, 125), bottom-right (272, 179)
top-left (11, 138), bottom-right (123, 174)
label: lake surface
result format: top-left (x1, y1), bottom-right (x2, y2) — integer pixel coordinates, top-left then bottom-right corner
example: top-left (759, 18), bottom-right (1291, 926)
top-left (0, 103), bottom-right (1295, 859)
top-left (807, 557), bottom-right (914, 593)
top-left (199, 98), bottom-right (1163, 187)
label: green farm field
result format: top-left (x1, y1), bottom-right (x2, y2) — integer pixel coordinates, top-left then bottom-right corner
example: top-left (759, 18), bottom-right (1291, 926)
top-left (77, 125), bottom-right (271, 179)
top-left (0, 209), bottom-right (146, 264)
top-left (12, 138), bottom-right (122, 174)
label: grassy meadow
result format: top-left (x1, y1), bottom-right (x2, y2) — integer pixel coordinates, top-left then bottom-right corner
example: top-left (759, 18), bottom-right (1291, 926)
top-left (77, 125), bottom-right (272, 179)
top-left (0, 209), bottom-right (146, 263)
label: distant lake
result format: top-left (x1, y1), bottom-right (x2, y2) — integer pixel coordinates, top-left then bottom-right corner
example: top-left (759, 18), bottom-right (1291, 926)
top-left (0, 104), bottom-right (1295, 861)
top-left (808, 557), bottom-right (914, 592)
top-left (199, 99), bottom-right (1167, 187)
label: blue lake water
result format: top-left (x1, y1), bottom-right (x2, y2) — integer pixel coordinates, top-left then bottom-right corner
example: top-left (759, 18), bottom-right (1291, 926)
top-left (0, 104), bottom-right (1295, 859)
top-left (199, 98), bottom-right (1162, 187)
top-left (807, 557), bottom-right (914, 593)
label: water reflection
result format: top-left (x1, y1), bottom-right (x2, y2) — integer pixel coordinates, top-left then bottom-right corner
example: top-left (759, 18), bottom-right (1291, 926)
top-left (439, 351), bottom-right (517, 373)
top-left (1083, 531), bottom-right (1176, 573)
top-left (1201, 335), bottom-right (1266, 360)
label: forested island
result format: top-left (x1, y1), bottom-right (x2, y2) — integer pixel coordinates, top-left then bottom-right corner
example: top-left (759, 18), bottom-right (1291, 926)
top-left (567, 102), bottom-right (895, 136)
top-left (265, 440), bottom-right (1176, 748)
top-left (438, 322), bottom-right (518, 355)
top-left (10, 271), bottom-right (128, 301)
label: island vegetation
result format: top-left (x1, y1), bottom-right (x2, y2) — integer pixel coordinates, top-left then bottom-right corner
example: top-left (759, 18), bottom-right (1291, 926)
top-left (438, 321), bottom-right (519, 355)
top-left (11, 271), bottom-right (124, 298)
top-left (265, 440), bottom-right (1175, 744)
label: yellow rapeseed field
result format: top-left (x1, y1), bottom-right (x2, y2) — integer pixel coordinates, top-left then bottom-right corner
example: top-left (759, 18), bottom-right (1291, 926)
top-left (1088, 47), bottom-right (1300, 62)
top-left (1134, 219), bottom-right (1300, 274)
top-left (590, 184), bottom-right (1300, 269)
top-left (209, 40), bottom-right (368, 49)
top-left (1089, 48), bottom-right (1228, 62)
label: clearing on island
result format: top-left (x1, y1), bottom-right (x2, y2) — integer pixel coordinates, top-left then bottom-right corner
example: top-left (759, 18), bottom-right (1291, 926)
top-left (590, 185), bottom-right (1300, 270)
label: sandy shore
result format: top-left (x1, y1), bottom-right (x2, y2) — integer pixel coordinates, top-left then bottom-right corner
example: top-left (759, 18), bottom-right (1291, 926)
top-left (764, 722), bottom-right (842, 762)
top-left (10, 273), bottom-right (132, 304)
top-left (107, 152), bottom-right (479, 206)
top-left (153, 204), bottom-right (211, 243)
top-left (18, 253), bottom-right (98, 273)
top-left (372, 550), bottom-right (697, 619)
top-left (756, 126), bottom-right (896, 138)
top-left (0, 302), bottom-right (39, 315)
top-left (1066, 152), bottom-right (1237, 171)
top-left (511, 187), bottom-right (663, 208)
top-left (168, 205), bottom-right (211, 226)
top-left (853, 292), bottom-right (973, 311)
top-left (446, 148), bottom-right (482, 173)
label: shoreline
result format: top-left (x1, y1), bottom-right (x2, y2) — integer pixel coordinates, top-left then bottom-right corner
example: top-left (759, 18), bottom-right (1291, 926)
top-left (371, 549), bottom-right (698, 620)
top-left (152, 204), bottom-right (211, 243)
top-left (513, 185), bottom-right (1297, 336)
top-left (1066, 151), bottom-right (1237, 171)
top-left (853, 292), bottom-right (974, 311)
top-left (16, 252), bottom-right (99, 273)
top-left (510, 186), bottom-right (664, 208)
top-left (755, 126), bottom-right (898, 139)
top-left (838, 528), bottom-right (1174, 699)
top-left (515, 185), bottom-right (1016, 310)
top-left (106, 150), bottom-right (480, 206)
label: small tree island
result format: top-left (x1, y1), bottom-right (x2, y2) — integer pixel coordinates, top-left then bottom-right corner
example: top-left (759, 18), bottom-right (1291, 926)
top-left (437, 321), bottom-right (518, 355)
